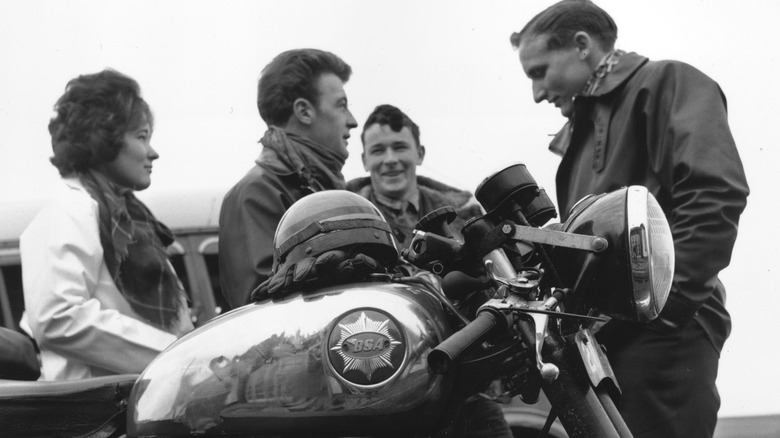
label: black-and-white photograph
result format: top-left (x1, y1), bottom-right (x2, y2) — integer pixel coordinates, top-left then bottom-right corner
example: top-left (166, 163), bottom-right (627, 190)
top-left (1, 1), bottom-right (777, 437)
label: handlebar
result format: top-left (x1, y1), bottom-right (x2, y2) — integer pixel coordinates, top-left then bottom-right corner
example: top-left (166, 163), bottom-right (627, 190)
top-left (427, 309), bottom-right (507, 374)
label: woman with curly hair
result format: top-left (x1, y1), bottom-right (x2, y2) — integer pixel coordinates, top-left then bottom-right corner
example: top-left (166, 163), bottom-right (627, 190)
top-left (21, 69), bottom-right (193, 381)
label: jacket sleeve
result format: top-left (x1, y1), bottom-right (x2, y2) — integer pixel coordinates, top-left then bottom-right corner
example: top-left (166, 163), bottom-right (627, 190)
top-left (21, 194), bottom-right (178, 375)
top-left (218, 171), bottom-right (291, 309)
top-left (643, 63), bottom-right (749, 328)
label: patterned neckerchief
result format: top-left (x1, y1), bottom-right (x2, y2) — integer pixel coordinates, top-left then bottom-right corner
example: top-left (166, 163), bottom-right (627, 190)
top-left (260, 126), bottom-right (347, 191)
top-left (581, 49), bottom-right (626, 96)
top-left (79, 170), bottom-right (185, 331)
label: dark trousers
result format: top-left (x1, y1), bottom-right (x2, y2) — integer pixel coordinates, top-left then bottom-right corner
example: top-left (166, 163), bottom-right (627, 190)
top-left (433, 396), bottom-right (513, 438)
top-left (598, 320), bottom-right (721, 438)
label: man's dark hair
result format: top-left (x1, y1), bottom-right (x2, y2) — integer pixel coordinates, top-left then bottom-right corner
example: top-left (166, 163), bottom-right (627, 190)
top-left (360, 104), bottom-right (421, 147)
top-left (510, 0), bottom-right (617, 52)
top-left (49, 69), bottom-right (153, 177)
top-left (257, 48), bottom-right (352, 127)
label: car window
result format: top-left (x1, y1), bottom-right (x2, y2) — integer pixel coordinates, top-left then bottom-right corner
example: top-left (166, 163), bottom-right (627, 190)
top-left (0, 264), bottom-right (24, 331)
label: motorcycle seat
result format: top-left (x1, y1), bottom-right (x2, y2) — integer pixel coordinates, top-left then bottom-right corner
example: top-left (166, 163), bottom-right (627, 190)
top-left (0, 373), bottom-right (139, 438)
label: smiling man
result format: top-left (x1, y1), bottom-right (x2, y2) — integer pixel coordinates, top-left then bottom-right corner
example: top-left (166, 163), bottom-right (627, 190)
top-left (348, 103), bottom-right (511, 438)
top-left (511, 1), bottom-right (749, 437)
top-left (347, 104), bottom-right (482, 251)
top-left (219, 49), bottom-right (358, 309)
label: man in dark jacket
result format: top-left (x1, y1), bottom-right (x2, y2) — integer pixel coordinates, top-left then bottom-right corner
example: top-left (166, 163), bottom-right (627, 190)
top-left (347, 104), bottom-right (482, 251)
top-left (511, 1), bottom-right (749, 437)
top-left (219, 49), bottom-right (358, 309)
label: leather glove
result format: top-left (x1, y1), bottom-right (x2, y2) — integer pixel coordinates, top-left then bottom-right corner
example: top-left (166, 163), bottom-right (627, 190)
top-left (252, 250), bottom-right (385, 300)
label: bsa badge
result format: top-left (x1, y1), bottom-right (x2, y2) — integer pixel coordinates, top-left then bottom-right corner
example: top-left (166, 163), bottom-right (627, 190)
top-left (327, 309), bottom-right (405, 386)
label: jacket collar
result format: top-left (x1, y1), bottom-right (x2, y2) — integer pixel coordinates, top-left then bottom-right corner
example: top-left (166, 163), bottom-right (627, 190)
top-left (582, 52), bottom-right (648, 97)
top-left (347, 175), bottom-right (474, 210)
top-left (549, 52), bottom-right (649, 157)
top-left (63, 175), bottom-right (88, 192)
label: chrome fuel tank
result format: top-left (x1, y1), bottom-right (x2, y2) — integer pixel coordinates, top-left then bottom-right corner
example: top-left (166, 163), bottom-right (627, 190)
top-left (128, 281), bottom-right (454, 437)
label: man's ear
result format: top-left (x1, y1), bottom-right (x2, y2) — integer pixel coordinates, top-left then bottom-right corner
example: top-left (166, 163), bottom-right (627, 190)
top-left (573, 31), bottom-right (594, 59)
top-left (292, 98), bottom-right (314, 124)
top-left (417, 144), bottom-right (426, 165)
top-left (573, 31), bottom-right (607, 66)
top-left (573, 31), bottom-right (592, 49)
top-left (361, 151), bottom-right (368, 171)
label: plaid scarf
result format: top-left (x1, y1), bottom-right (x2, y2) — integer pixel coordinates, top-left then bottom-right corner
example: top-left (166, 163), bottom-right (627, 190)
top-left (581, 49), bottom-right (626, 96)
top-left (79, 170), bottom-right (185, 331)
top-left (260, 127), bottom-right (346, 191)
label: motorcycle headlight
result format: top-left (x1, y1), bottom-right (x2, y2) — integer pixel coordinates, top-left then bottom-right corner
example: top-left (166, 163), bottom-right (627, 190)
top-left (555, 186), bottom-right (674, 322)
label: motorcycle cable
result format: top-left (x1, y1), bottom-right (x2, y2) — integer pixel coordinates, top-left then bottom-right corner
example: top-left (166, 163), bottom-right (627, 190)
top-left (515, 308), bottom-right (606, 322)
top-left (538, 406), bottom-right (558, 438)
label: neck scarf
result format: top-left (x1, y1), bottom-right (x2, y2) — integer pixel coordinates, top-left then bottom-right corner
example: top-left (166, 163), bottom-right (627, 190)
top-left (79, 170), bottom-right (185, 331)
top-left (581, 49), bottom-right (626, 96)
top-left (260, 127), bottom-right (346, 191)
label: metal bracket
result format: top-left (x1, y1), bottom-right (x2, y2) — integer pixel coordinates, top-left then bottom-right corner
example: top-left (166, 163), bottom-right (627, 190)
top-left (508, 225), bottom-right (608, 253)
top-left (574, 328), bottom-right (620, 394)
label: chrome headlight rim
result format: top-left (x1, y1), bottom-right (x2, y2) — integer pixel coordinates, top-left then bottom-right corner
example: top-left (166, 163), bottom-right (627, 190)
top-left (557, 186), bottom-right (675, 322)
top-left (625, 186), bottom-right (674, 321)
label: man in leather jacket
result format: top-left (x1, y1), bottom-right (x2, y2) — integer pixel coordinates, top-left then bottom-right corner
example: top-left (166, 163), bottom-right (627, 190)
top-left (511, 1), bottom-right (749, 437)
top-left (218, 49), bottom-right (358, 309)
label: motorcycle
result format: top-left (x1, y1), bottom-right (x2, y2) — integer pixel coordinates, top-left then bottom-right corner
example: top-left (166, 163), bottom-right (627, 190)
top-left (0, 163), bottom-right (674, 438)
top-left (402, 163), bottom-right (674, 437)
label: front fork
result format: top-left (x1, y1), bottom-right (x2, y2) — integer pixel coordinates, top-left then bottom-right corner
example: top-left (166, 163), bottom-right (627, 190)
top-left (481, 246), bottom-right (632, 436)
top-left (482, 292), bottom-right (633, 437)
top-left (540, 329), bottom-right (632, 438)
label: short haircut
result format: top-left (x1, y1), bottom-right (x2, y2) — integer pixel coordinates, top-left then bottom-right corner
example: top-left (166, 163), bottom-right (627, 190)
top-left (49, 69), bottom-right (153, 177)
top-left (510, 0), bottom-right (618, 52)
top-left (257, 48), bottom-right (352, 127)
top-left (360, 104), bottom-right (421, 148)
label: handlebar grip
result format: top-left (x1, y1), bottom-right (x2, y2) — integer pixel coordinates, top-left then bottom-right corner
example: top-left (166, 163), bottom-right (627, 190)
top-left (428, 310), bottom-right (503, 374)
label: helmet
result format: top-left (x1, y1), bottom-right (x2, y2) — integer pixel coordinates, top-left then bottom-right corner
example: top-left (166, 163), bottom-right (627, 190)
top-left (273, 190), bottom-right (399, 270)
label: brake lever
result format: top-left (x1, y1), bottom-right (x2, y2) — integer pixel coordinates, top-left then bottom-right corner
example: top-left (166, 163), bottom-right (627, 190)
top-left (479, 295), bottom-right (560, 382)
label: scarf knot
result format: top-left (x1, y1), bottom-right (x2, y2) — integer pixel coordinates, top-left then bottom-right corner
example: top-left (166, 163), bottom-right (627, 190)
top-left (582, 49), bottom-right (626, 96)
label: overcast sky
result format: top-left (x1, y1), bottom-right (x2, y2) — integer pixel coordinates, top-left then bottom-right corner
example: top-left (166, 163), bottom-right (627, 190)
top-left (1, 0), bottom-right (778, 417)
